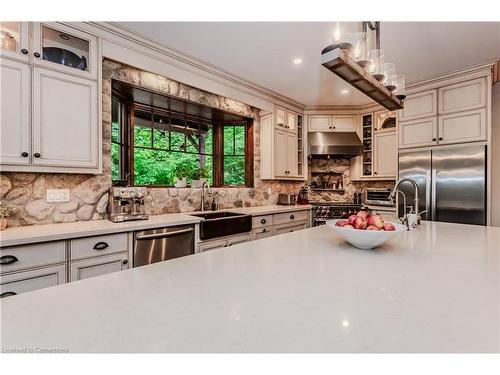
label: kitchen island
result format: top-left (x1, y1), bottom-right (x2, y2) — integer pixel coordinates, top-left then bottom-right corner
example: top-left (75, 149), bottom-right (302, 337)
top-left (1, 221), bottom-right (499, 353)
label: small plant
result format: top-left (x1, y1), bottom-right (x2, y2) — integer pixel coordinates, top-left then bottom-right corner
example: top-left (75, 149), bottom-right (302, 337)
top-left (0, 202), bottom-right (15, 219)
top-left (173, 164), bottom-right (190, 180)
top-left (192, 166), bottom-right (210, 180)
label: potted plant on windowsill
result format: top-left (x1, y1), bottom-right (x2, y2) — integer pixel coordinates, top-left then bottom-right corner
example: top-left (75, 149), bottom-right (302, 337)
top-left (173, 164), bottom-right (190, 188)
top-left (191, 167), bottom-right (210, 188)
top-left (0, 202), bottom-right (15, 231)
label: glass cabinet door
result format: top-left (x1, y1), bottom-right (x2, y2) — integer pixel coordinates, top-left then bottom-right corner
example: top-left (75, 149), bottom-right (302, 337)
top-left (276, 108), bottom-right (286, 127)
top-left (0, 22), bottom-right (29, 61)
top-left (33, 22), bottom-right (97, 79)
top-left (287, 112), bottom-right (296, 131)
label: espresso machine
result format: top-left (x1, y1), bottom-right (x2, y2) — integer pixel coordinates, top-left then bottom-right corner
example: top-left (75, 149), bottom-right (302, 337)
top-left (107, 187), bottom-right (149, 223)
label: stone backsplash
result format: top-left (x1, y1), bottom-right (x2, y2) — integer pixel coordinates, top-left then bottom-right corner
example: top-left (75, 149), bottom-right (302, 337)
top-left (307, 158), bottom-right (394, 203)
top-left (0, 59), bottom-right (303, 227)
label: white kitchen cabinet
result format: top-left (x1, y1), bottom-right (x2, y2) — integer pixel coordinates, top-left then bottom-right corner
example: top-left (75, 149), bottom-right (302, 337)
top-left (398, 89), bottom-right (437, 122)
top-left (438, 78), bottom-right (486, 114)
top-left (274, 130), bottom-right (298, 177)
top-left (32, 67), bottom-right (99, 169)
top-left (32, 22), bottom-right (98, 80)
top-left (332, 115), bottom-right (356, 132)
top-left (275, 106), bottom-right (296, 132)
top-left (0, 265), bottom-right (66, 298)
top-left (0, 22), bottom-right (29, 62)
top-left (398, 117), bottom-right (438, 149)
top-left (70, 252), bottom-right (129, 281)
top-left (438, 109), bottom-right (486, 145)
top-left (0, 58), bottom-right (30, 165)
top-left (197, 233), bottom-right (251, 252)
top-left (227, 233), bottom-right (252, 246)
top-left (198, 239), bottom-right (227, 252)
top-left (0, 241), bottom-right (66, 275)
top-left (308, 115), bottom-right (332, 131)
top-left (253, 227), bottom-right (274, 240)
top-left (373, 131), bottom-right (397, 178)
top-left (274, 221), bottom-right (308, 236)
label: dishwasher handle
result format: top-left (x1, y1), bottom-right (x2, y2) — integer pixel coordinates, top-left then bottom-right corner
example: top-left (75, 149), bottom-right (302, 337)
top-left (135, 228), bottom-right (194, 241)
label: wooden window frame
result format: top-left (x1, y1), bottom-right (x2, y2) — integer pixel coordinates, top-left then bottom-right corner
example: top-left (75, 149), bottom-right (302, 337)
top-left (111, 96), bottom-right (254, 188)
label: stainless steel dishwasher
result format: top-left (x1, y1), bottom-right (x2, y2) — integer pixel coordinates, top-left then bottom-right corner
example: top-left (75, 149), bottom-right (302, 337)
top-left (133, 225), bottom-right (195, 267)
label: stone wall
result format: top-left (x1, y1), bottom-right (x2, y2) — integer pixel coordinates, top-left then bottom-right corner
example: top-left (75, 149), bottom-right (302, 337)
top-left (0, 59), bottom-right (303, 227)
top-left (307, 158), bottom-right (394, 203)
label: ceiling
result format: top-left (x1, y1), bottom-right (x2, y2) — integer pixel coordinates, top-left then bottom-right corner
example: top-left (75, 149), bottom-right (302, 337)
top-left (116, 22), bottom-right (500, 107)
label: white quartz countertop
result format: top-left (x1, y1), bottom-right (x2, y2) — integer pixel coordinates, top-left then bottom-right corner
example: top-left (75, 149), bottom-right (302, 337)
top-left (1, 221), bottom-right (499, 353)
top-left (0, 204), bottom-right (311, 247)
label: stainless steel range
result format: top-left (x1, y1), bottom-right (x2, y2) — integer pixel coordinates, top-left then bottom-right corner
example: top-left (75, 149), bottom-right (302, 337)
top-left (311, 202), bottom-right (364, 226)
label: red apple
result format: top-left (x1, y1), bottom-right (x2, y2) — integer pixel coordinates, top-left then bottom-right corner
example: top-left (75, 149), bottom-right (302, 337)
top-left (335, 220), bottom-right (348, 227)
top-left (366, 225), bottom-right (380, 231)
top-left (356, 210), bottom-right (369, 220)
top-left (383, 222), bottom-right (396, 231)
top-left (348, 214), bottom-right (358, 225)
top-left (353, 217), bottom-right (368, 230)
top-left (343, 224), bottom-right (354, 229)
top-left (367, 214), bottom-right (384, 229)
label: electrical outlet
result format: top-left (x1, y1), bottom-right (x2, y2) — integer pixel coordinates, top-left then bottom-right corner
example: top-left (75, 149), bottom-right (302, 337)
top-left (46, 189), bottom-right (70, 203)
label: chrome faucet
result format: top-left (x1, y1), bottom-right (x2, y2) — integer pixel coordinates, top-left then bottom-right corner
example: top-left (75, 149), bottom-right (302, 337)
top-left (201, 180), bottom-right (212, 212)
top-left (390, 178), bottom-right (419, 225)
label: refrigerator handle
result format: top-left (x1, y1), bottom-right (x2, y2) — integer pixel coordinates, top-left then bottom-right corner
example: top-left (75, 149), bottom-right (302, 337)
top-left (431, 169), bottom-right (437, 221)
top-left (425, 169), bottom-right (431, 220)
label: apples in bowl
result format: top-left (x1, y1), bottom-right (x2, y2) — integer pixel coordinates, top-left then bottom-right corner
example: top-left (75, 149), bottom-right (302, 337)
top-left (326, 211), bottom-right (406, 250)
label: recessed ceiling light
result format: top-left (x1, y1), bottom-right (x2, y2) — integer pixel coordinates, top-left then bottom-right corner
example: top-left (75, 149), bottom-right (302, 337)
top-left (341, 89), bottom-right (349, 94)
top-left (293, 58), bottom-right (303, 65)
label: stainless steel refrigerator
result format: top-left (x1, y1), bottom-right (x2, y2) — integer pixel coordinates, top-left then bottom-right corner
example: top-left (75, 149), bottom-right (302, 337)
top-left (398, 144), bottom-right (487, 225)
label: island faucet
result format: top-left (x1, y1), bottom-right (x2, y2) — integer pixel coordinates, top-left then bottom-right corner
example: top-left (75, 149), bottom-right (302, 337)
top-left (201, 180), bottom-right (212, 212)
top-left (390, 178), bottom-right (419, 225)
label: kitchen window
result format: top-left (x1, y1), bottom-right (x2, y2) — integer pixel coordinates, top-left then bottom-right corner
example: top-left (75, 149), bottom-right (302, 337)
top-left (111, 89), bottom-right (253, 188)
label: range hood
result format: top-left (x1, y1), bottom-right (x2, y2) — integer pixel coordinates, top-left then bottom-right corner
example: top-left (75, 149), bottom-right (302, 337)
top-left (308, 132), bottom-right (363, 157)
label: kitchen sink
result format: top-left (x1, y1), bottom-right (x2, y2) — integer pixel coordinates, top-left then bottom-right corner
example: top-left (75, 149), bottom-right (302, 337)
top-left (190, 211), bottom-right (252, 240)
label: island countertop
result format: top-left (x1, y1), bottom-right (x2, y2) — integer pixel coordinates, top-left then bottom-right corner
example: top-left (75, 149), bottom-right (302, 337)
top-left (1, 221), bottom-right (499, 353)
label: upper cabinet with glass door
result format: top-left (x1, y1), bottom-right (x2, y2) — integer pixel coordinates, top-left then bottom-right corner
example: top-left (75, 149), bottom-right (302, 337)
top-left (0, 22), bottom-right (29, 62)
top-left (32, 22), bottom-right (98, 80)
top-left (275, 106), bottom-right (297, 133)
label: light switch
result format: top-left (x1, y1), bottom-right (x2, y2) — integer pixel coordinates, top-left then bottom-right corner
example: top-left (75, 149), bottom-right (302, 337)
top-left (46, 189), bottom-right (70, 203)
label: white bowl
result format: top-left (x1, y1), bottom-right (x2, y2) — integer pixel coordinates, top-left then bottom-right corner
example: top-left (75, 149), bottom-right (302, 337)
top-left (326, 219), bottom-right (406, 250)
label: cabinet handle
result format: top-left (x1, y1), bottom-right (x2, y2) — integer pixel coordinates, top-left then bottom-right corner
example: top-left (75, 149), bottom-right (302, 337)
top-left (0, 292), bottom-right (17, 298)
top-left (262, 228), bottom-right (266, 233)
top-left (228, 243), bottom-right (233, 246)
top-left (122, 259), bottom-right (128, 265)
top-left (34, 152), bottom-right (41, 158)
top-left (21, 152), bottom-right (29, 157)
top-left (93, 241), bottom-right (109, 250)
top-left (0, 255), bottom-right (19, 265)
top-left (290, 214), bottom-right (295, 220)
top-left (21, 48), bottom-right (28, 55)
top-left (432, 138), bottom-right (437, 142)
top-left (438, 137), bottom-right (443, 141)
top-left (260, 219), bottom-right (266, 224)
top-left (34, 52), bottom-right (41, 58)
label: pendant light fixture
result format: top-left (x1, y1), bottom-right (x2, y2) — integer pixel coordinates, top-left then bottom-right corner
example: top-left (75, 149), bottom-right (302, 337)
top-left (321, 22), bottom-right (405, 110)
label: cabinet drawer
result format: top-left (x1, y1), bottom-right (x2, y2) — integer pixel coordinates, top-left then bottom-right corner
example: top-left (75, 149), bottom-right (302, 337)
top-left (198, 239), bottom-right (227, 252)
top-left (274, 210), bottom-right (308, 225)
top-left (253, 227), bottom-right (274, 240)
top-left (1, 241), bottom-right (66, 274)
top-left (70, 252), bottom-right (128, 282)
top-left (227, 233), bottom-right (252, 246)
top-left (438, 78), bottom-right (486, 114)
top-left (0, 265), bottom-right (66, 298)
top-left (70, 233), bottom-right (128, 260)
top-left (252, 215), bottom-right (274, 228)
top-left (275, 221), bottom-right (307, 235)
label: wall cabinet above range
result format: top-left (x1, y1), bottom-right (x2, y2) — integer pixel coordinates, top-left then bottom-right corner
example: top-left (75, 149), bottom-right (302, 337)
top-left (260, 106), bottom-right (306, 181)
top-left (0, 22), bottom-right (101, 174)
top-left (307, 114), bottom-right (356, 132)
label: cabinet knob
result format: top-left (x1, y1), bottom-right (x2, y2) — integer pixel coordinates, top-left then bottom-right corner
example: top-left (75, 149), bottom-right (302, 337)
top-left (432, 138), bottom-right (437, 142)
top-left (93, 241), bottom-right (109, 250)
top-left (122, 259), bottom-right (128, 265)
top-left (0, 255), bottom-right (19, 265)
top-left (34, 52), bottom-right (41, 58)
top-left (438, 137), bottom-right (443, 141)
top-left (21, 152), bottom-right (29, 157)
top-left (34, 152), bottom-right (41, 158)
top-left (374, 172), bottom-right (378, 175)
top-left (0, 291), bottom-right (17, 298)
top-left (290, 214), bottom-right (295, 220)
top-left (260, 219), bottom-right (266, 224)
top-left (332, 126), bottom-right (336, 129)
top-left (21, 48), bottom-right (28, 55)
top-left (262, 228), bottom-right (266, 233)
